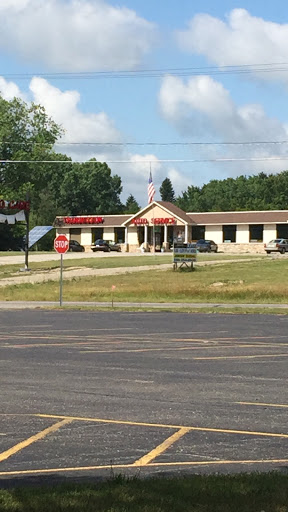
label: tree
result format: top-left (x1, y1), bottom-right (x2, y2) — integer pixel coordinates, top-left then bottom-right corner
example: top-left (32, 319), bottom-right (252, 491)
top-left (60, 159), bottom-right (123, 215)
top-left (124, 194), bottom-right (140, 214)
top-left (159, 178), bottom-right (175, 202)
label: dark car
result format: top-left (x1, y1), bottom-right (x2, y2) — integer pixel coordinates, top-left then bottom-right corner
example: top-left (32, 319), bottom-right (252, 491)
top-left (264, 238), bottom-right (288, 254)
top-left (69, 240), bottom-right (85, 252)
top-left (91, 239), bottom-right (111, 252)
top-left (196, 239), bottom-right (218, 253)
top-left (106, 241), bottom-right (121, 252)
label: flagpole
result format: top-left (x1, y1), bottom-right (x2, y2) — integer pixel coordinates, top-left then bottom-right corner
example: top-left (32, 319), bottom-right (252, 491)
top-left (150, 162), bottom-right (155, 253)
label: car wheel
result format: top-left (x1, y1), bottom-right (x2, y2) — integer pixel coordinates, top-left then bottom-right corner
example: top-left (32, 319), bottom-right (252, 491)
top-left (266, 251), bottom-right (271, 254)
top-left (280, 247), bottom-right (286, 254)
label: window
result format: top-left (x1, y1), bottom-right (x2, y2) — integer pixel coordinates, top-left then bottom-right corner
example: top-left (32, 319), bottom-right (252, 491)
top-left (192, 226), bottom-right (205, 241)
top-left (277, 224), bottom-right (288, 239)
top-left (92, 227), bottom-right (103, 243)
top-left (114, 227), bottom-right (125, 243)
top-left (223, 225), bottom-right (236, 243)
top-left (249, 224), bottom-right (263, 242)
top-left (69, 228), bottom-right (81, 236)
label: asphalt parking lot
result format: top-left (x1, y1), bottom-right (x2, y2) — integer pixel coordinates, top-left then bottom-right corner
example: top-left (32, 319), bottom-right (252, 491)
top-left (1, 310), bottom-right (288, 480)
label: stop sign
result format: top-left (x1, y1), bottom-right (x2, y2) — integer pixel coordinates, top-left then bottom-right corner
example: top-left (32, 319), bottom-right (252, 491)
top-left (54, 234), bottom-right (69, 254)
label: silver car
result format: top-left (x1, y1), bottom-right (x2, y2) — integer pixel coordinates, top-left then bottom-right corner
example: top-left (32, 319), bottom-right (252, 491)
top-left (264, 238), bottom-right (288, 254)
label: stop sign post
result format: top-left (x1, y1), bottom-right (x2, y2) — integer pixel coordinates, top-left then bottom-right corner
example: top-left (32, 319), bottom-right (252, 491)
top-left (54, 235), bottom-right (69, 306)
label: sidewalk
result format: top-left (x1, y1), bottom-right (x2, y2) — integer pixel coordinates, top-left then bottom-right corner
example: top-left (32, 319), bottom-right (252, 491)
top-left (0, 301), bottom-right (287, 310)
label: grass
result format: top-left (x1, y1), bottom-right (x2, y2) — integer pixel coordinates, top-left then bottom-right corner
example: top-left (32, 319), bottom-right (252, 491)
top-left (0, 473), bottom-right (288, 511)
top-left (0, 253), bottom-right (263, 281)
top-left (1, 257), bottom-right (288, 304)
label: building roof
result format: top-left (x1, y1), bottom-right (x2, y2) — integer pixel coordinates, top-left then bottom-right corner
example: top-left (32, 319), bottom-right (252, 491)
top-left (156, 201), bottom-right (195, 224)
top-left (188, 210), bottom-right (288, 225)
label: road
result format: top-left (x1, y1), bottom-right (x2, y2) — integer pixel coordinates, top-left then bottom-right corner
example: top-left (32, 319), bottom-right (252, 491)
top-left (1, 310), bottom-right (288, 482)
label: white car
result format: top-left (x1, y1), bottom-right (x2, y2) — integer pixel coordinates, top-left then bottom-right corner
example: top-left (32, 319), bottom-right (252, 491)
top-left (264, 238), bottom-right (288, 254)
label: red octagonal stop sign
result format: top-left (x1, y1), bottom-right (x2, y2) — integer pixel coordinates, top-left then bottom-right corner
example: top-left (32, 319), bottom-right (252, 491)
top-left (54, 234), bottom-right (69, 254)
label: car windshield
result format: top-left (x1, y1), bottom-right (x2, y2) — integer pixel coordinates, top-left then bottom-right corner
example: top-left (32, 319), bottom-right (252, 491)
top-left (270, 239), bottom-right (282, 243)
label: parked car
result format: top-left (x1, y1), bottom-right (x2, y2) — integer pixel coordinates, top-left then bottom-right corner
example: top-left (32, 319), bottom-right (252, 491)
top-left (106, 241), bottom-right (121, 252)
top-left (91, 239), bottom-right (111, 252)
top-left (69, 240), bottom-right (85, 252)
top-left (264, 238), bottom-right (288, 254)
top-left (196, 239), bottom-right (218, 253)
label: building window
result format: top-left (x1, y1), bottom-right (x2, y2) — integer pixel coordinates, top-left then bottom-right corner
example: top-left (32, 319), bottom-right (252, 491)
top-left (92, 227), bottom-right (103, 242)
top-left (249, 224), bottom-right (263, 242)
top-left (69, 228), bottom-right (81, 236)
top-left (114, 227), bottom-right (125, 243)
top-left (192, 226), bottom-right (205, 241)
top-left (223, 225), bottom-right (236, 243)
top-left (277, 224), bottom-right (288, 238)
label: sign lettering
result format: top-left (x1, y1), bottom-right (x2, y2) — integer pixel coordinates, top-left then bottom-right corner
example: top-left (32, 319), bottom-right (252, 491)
top-left (63, 216), bottom-right (104, 225)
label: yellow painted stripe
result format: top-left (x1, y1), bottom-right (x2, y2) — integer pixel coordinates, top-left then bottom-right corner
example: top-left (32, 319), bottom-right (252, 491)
top-left (133, 428), bottom-right (190, 466)
top-left (0, 419), bottom-right (72, 463)
top-left (35, 414), bottom-right (288, 438)
top-left (1, 458), bottom-right (288, 476)
top-left (237, 401), bottom-right (288, 409)
top-left (193, 353), bottom-right (288, 360)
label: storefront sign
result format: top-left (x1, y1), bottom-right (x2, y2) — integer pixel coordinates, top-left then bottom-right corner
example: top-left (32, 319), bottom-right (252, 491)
top-left (63, 216), bottom-right (104, 225)
top-left (133, 218), bottom-right (148, 225)
top-left (173, 243), bottom-right (197, 263)
top-left (0, 199), bottom-right (30, 211)
top-left (152, 217), bottom-right (175, 225)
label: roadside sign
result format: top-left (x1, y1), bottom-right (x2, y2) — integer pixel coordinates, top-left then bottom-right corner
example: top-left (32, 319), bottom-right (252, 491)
top-left (173, 243), bottom-right (197, 271)
top-left (54, 234), bottom-right (69, 306)
top-left (54, 234), bottom-right (69, 254)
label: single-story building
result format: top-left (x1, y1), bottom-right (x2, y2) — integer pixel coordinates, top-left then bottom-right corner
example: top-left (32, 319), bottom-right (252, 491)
top-left (54, 201), bottom-right (288, 253)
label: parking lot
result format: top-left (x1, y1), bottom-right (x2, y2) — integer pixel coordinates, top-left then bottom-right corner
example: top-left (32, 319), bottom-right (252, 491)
top-left (1, 310), bottom-right (288, 479)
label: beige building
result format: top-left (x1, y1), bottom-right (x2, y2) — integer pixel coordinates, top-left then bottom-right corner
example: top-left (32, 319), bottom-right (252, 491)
top-left (54, 202), bottom-right (288, 253)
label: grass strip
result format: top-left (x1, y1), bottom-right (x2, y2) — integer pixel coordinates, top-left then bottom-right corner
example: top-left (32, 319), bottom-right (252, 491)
top-left (0, 473), bottom-right (288, 511)
top-left (1, 258), bottom-right (288, 304)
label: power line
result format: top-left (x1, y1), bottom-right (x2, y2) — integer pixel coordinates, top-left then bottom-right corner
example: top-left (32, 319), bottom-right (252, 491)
top-left (2, 157), bottom-right (288, 164)
top-left (2, 140), bottom-right (288, 147)
top-left (2, 62), bottom-right (288, 80)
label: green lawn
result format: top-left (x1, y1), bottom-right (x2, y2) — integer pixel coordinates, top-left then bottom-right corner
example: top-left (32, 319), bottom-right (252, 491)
top-left (0, 253), bottom-right (264, 281)
top-left (1, 257), bottom-right (288, 304)
top-left (0, 473), bottom-right (288, 512)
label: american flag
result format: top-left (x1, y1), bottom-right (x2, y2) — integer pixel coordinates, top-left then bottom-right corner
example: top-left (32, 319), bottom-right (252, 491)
top-left (148, 171), bottom-right (155, 204)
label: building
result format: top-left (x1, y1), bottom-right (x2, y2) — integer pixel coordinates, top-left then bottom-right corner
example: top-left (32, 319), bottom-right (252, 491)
top-left (54, 201), bottom-right (288, 253)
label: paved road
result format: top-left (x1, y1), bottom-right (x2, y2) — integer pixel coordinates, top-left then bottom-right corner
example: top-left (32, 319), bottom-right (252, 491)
top-left (1, 310), bottom-right (288, 482)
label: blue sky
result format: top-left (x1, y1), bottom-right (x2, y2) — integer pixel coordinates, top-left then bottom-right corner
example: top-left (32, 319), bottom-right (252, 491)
top-left (1, 0), bottom-right (288, 206)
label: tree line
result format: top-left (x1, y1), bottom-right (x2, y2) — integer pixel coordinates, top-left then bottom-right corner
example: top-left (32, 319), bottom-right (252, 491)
top-left (1, 94), bottom-right (288, 249)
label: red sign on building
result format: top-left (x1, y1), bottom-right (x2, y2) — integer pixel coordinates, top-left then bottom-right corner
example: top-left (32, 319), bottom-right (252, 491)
top-left (63, 216), bottom-right (104, 225)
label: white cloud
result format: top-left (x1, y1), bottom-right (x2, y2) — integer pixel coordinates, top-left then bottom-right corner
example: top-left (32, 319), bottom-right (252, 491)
top-left (176, 9), bottom-right (288, 82)
top-left (159, 75), bottom-right (287, 141)
top-left (159, 75), bottom-right (288, 178)
top-left (0, 77), bottom-right (25, 101)
top-left (0, 0), bottom-right (157, 71)
top-left (28, 78), bottom-right (187, 203)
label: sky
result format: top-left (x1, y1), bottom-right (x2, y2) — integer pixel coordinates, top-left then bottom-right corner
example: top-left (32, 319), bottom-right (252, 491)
top-left (1, 0), bottom-right (288, 206)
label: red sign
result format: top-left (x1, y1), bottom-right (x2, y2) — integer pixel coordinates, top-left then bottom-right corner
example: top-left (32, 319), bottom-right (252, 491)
top-left (54, 235), bottom-right (69, 254)
top-left (0, 199), bottom-right (30, 211)
top-left (63, 216), bottom-right (104, 225)
top-left (133, 218), bottom-right (148, 225)
top-left (152, 218), bottom-right (175, 225)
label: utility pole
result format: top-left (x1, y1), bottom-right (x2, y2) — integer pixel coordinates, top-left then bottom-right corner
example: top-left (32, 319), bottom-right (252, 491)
top-left (24, 191), bottom-right (30, 271)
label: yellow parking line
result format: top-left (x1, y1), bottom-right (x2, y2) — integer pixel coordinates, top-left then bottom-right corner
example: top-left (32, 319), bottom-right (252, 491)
top-left (133, 428), bottom-right (190, 466)
top-left (1, 457), bottom-right (288, 476)
top-left (0, 419), bottom-right (72, 463)
top-left (35, 414), bottom-right (288, 438)
top-left (193, 353), bottom-right (288, 360)
top-left (237, 401), bottom-right (288, 408)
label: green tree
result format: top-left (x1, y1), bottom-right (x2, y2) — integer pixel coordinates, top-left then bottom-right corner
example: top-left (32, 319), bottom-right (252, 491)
top-left (124, 194), bottom-right (140, 214)
top-left (159, 177), bottom-right (175, 202)
top-left (60, 159), bottom-right (123, 215)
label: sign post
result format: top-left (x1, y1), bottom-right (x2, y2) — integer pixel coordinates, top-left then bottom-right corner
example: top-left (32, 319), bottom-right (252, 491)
top-left (54, 235), bottom-right (69, 306)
